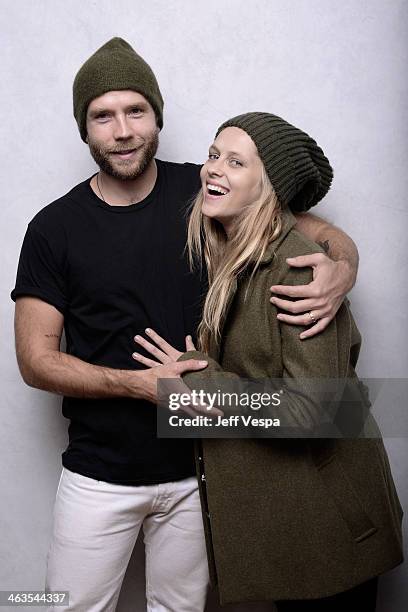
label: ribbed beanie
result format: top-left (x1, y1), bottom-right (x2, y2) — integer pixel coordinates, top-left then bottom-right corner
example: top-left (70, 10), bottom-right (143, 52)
top-left (73, 37), bottom-right (164, 142)
top-left (216, 112), bottom-right (333, 212)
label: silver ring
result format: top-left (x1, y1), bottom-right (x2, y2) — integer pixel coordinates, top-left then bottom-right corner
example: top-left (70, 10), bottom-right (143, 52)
top-left (308, 311), bottom-right (317, 324)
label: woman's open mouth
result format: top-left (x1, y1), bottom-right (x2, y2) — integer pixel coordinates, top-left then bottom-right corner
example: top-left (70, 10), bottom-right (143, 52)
top-left (206, 183), bottom-right (230, 200)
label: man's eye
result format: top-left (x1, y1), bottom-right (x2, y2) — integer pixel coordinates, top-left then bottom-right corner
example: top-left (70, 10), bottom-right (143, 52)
top-left (130, 108), bottom-right (142, 115)
top-left (96, 113), bottom-right (109, 121)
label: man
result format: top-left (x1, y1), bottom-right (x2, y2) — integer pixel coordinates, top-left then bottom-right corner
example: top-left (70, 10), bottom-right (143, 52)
top-left (11, 38), bottom-right (359, 611)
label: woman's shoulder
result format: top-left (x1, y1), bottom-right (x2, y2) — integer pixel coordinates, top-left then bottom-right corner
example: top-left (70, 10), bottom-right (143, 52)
top-left (278, 225), bottom-right (326, 259)
top-left (262, 208), bottom-right (326, 267)
top-left (262, 225), bottom-right (325, 288)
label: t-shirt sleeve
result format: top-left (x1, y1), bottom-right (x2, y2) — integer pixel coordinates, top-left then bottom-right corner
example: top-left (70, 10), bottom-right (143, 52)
top-left (10, 221), bottom-right (68, 314)
top-left (183, 162), bottom-right (202, 191)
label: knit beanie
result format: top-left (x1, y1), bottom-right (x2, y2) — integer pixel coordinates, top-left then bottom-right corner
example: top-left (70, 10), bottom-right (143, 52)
top-left (216, 112), bottom-right (333, 212)
top-left (73, 37), bottom-right (164, 142)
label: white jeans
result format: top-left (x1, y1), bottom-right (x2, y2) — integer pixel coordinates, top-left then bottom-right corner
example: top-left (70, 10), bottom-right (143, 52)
top-left (45, 468), bottom-right (209, 612)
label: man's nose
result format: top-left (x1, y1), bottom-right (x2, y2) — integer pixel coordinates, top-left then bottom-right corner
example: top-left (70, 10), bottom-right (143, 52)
top-left (113, 115), bottom-right (133, 140)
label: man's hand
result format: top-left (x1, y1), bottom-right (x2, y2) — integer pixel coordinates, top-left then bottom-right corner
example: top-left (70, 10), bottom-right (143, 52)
top-left (135, 358), bottom-right (209, 410)
top-left (270, 253), bottom-right (354, 340)
top-left (132, 329), bottom-right (223, 416)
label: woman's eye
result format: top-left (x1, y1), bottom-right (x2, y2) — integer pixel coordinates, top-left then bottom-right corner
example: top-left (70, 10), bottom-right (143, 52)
top-left (208, 153), bottom-right (218, 160)
top-left (230, 159), bottom-right (243, 167)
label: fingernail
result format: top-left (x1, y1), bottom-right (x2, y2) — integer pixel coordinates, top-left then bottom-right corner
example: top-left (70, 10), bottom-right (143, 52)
top-left (270, 298), bottom-right (275, 303)
top-left (277, 314), bottom-right (283, 319)
top-left (199, 361), bottom-right (208, 366)
top-left (145, 328), bottom-right (151, 333)
top-left (134, 335), bottom-right (140, 340)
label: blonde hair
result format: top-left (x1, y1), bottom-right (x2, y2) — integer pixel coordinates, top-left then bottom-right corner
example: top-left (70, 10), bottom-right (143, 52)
top-left (187, 165), bottom-right (282, 353)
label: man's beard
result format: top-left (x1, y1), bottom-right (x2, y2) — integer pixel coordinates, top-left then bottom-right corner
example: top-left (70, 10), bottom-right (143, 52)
top-left (88, 130), bottom-right (159, 181)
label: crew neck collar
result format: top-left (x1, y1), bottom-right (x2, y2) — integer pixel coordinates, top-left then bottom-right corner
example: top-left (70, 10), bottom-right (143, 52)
top-left (86, 159), bottom-right (162, 213)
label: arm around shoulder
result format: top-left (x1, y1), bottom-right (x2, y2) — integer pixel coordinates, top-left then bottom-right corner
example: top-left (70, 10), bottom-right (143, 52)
top-left (294, 211), bottom-right (359, 291)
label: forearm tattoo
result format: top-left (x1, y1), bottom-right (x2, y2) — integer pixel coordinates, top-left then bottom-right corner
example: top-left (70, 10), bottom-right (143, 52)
top-left (44, 334), bottom-right (61, 339)
top-left (317, 239), bottom-right (330, 254)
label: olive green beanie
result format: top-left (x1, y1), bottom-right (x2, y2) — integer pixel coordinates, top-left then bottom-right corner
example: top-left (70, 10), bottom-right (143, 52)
top-left (216, 112), bottom-right (333, 212)
top-left (73, 37), bottom-right (164, 142)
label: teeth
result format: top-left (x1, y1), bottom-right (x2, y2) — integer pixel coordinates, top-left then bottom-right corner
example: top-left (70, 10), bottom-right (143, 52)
top-left (207, 184), bottom-right (228, 195)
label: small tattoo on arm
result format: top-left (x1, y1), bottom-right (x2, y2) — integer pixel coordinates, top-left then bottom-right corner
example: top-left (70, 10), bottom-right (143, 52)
top-left (44, 334), bottom-right (60, 338)
top-left (317, 240), bottom-right (330, 254)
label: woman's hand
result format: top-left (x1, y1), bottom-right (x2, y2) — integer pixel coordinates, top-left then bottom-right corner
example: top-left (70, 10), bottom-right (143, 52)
top-left (270, 253), bottom-right (352, 340)
top-left (131, 330), bottom-right (221, 417)
top-left (132, 328), bottom-right (197, 367)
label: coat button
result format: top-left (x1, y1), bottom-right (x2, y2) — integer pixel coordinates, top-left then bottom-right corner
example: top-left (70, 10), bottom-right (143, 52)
top-left (201, 473), bottom-right (206, 482)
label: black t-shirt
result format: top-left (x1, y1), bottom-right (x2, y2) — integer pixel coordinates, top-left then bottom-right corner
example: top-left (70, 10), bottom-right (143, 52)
top-left (11, 159), bottom-right (207, 485)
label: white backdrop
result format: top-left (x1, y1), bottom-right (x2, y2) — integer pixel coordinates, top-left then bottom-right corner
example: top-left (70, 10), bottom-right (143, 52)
top-left (1, 1), bottom-right (407, 610)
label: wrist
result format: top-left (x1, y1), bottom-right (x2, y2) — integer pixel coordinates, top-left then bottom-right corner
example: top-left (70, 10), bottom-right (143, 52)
top-left (336, 258), bottom-right (356, 292)
top-left (110, 368), bottom-right (145, 399)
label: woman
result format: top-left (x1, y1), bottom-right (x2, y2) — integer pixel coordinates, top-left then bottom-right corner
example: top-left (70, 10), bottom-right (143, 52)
top-left (132, 113), bottom-right (403, 610)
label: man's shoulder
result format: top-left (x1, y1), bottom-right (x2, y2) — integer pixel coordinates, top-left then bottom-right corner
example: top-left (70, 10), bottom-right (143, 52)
top-left (157, 159), bottom-right (201, 182)
top-left (29, 176), bottom-right (92, 230)
top-left (157, 159), bottom-right (201, 172)
top-left (156, 160), bottom-right (202, 203)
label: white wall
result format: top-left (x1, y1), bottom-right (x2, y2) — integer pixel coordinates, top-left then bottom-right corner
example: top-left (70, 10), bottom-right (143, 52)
top-left (1, 1), bottom-right (407, 610)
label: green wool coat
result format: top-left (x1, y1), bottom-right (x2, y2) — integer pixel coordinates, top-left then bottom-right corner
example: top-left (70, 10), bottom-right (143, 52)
top-left (178, 209), bottom-right (403, 605)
